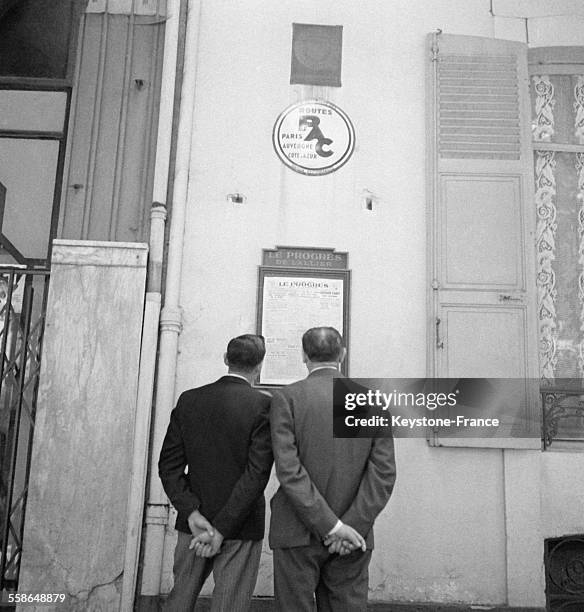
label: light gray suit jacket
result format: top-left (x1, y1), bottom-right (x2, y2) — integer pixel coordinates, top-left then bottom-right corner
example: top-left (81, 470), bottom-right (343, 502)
top-left (269, 368), bottom-right (396, 549)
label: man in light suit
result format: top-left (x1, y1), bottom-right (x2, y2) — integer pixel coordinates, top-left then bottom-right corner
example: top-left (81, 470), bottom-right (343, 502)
top-left (269, 327), bottom-right (396, 611)
top-left (159, 334), bottom-right (273, 612)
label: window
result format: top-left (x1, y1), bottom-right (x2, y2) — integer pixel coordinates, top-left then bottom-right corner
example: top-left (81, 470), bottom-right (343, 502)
top-left (427, 35), bottom-right (584, 448)
top-left (0, 88), bottom-right (69, 266)
top-left (0, 0), bottom-right (85, 80)
top-left (530, 47), bottom-right (584, 446)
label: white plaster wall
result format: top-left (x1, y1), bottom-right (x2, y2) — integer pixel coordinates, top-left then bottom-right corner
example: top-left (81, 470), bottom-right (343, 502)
top-left (541, 453), bottom-right (584, 537)
top-left (163, 0), bottom-right (584, 605)
top-left (493, 0), bottom-right (584, 44)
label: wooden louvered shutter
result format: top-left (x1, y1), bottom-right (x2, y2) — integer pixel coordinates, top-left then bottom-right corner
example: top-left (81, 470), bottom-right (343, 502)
top-left (426, 33), bottom-right (541, 448)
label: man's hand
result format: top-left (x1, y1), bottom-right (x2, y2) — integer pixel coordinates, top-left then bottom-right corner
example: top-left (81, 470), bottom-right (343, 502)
top-left (187, 509), bottom-right (214, 539)
top-left (326, 537), bottom-right (354, 556)
top-left (190, 529), bottom-right (224, 558)
top-left (323, 523), bottom-right (366, 555)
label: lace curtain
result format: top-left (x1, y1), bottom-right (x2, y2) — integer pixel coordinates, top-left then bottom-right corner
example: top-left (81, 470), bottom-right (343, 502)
top-left (532, 73), bottom-right (584, 380)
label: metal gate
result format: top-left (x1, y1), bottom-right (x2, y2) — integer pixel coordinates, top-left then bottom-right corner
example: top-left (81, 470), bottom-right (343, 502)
top-left (545, 534), bottom-right (584, 611)
top-left (0, 268), bottom-right (49, 592)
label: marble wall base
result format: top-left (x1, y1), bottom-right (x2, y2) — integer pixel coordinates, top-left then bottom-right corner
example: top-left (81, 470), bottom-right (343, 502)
top-left (18, 240), bottom-right (147, 611)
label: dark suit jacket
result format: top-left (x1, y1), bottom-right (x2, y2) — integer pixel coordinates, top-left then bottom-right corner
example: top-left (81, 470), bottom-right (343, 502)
top-left (159, 376), bottom-right (273, 540)
top-left (269, 368), bottom-right (396, 549)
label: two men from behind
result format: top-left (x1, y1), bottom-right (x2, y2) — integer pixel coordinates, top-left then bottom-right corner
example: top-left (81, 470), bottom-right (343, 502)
top-left (159, 327), bottom-right (396, 611)
top-left (158, 334), bottom-right (272, 611)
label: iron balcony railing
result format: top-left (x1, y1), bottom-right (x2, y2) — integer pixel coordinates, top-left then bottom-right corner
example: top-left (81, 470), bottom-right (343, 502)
top-left (542, 384), bottom-right (584, 450)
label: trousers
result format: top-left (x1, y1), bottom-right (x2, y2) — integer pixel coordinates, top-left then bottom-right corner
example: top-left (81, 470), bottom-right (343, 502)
top-left (273, 544), bottom-right (372, 612)
top-left (164, 531), bottom-right (262, 612)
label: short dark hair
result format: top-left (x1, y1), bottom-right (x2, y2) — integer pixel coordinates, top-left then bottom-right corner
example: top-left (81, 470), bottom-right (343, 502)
top-left (226, 334), bottom-right (266, 372)
top-left (302, 327), bottom-right (343, 362)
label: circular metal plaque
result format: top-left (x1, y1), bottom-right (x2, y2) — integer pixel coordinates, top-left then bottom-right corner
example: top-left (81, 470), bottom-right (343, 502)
top-left (272, 99), bottom-right (355, 176)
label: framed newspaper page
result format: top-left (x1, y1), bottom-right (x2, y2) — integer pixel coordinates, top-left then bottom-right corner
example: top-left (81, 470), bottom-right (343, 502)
top-left (256, 247), bottom-right (350, 387)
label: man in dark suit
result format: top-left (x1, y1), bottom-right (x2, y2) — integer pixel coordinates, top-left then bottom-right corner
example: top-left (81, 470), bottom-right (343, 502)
top-left (270, 327), bottom-right (396, 611)
top-left (159, 334), bottom-right (273, 612)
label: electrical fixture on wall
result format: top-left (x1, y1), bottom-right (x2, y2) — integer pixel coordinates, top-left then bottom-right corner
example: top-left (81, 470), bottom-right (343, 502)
top-left (362, 189), bottom-right (377, 212)
top-left (226, 193), bottom-right (246, 205)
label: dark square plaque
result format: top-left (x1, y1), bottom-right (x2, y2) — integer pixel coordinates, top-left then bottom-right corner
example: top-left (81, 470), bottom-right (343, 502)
top-left (290, 23), bottom-right (343, 87)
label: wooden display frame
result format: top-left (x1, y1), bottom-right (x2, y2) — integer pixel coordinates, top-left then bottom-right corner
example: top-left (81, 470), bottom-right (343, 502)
top-left (256, 263), bottom-right (350, 388)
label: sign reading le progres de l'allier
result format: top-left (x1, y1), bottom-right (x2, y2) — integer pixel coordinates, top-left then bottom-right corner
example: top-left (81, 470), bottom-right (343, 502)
top-left (263, 247), bottom-right (348, 270)
top-left (272, 99), bottom-right (355, 176)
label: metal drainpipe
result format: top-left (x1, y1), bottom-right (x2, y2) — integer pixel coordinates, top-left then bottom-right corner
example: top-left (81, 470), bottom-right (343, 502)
top-left (120, 0), bottom-right (181, 607)
top-left (139, 0), bottom-right (202, 601)
top-left (121, 205), bottom-right (166, 612)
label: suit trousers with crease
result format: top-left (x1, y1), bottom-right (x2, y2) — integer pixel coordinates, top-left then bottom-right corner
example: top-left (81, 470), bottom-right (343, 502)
top-left (273, 544), bottom-right (372, 612)
top-left (164, 531), bottom-right (262, 612)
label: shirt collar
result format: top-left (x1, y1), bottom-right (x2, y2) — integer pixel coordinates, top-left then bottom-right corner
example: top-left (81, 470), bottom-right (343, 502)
top-left (225, 372), bottom-right (251, 384)
top-left (309, 365), bottom-right (339, 374)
